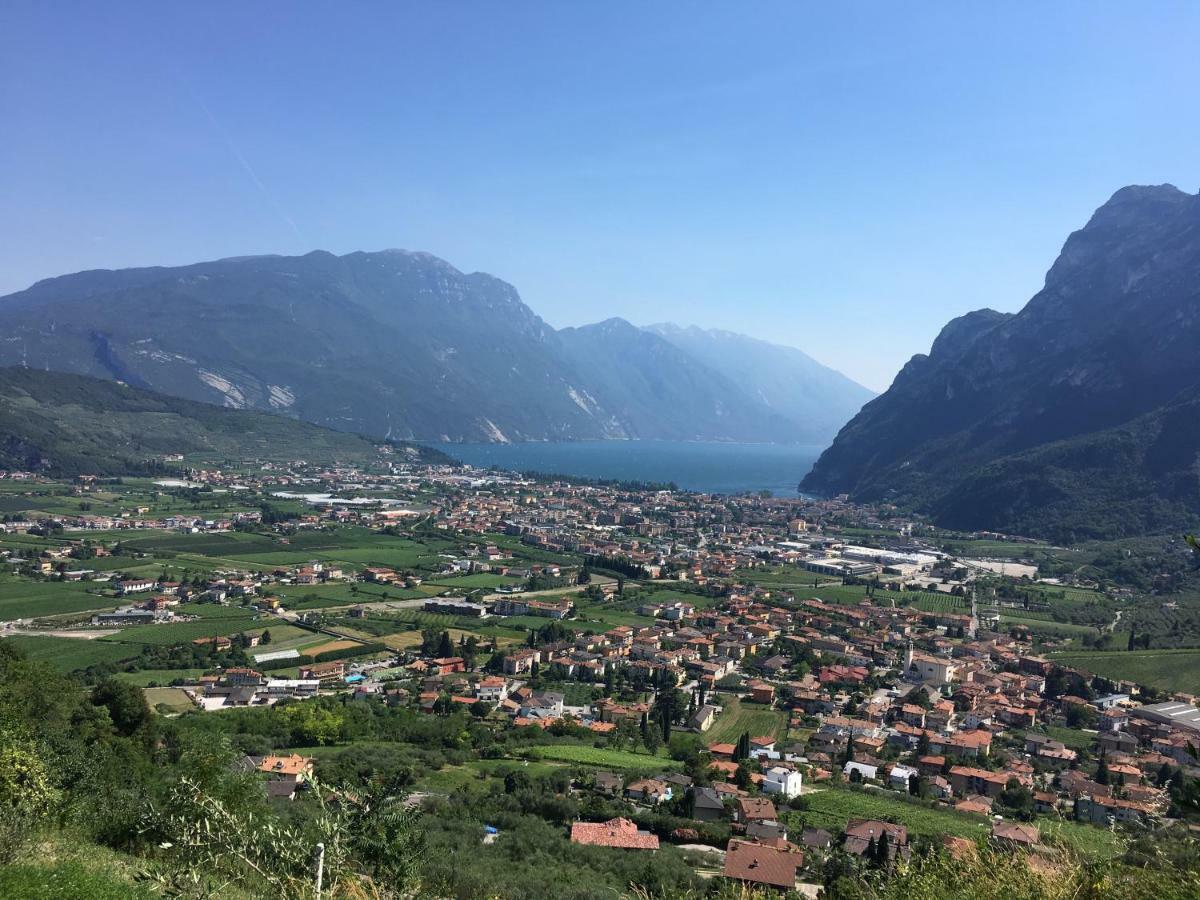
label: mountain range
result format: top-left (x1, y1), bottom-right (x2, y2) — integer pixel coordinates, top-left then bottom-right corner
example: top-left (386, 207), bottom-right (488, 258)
top-left (0, 366), bottom-right (444, 476)
top-left (802, 184), bottom-right (1200, 542)
top-left (0, 251), bottom-right (870, 445)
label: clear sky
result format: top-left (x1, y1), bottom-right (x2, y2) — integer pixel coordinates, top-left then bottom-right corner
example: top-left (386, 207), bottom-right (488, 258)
top-left (2, 3), bottom-right (1198, 390)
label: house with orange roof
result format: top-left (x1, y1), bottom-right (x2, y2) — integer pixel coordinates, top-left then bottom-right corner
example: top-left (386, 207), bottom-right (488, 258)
top-left (257, 753), bottom-right (314, 800)
top-left (570, 818), bottom-right (659, 850)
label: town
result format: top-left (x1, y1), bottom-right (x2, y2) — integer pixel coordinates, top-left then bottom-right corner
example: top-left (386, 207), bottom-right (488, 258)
top-left (1, 451), bottom-right (1198, 896)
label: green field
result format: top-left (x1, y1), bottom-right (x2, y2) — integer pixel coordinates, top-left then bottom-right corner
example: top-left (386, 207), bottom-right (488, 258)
top-left (116, 529), bottom-right (463, 577)
top-left (706, 696), bottom-right (788, 743)
top-left (143, 686), bottom-right (195, 713)
top-left (114, 668), bottom-right (208, 686)
top-left (1048, 648), bottom-right (1200, 694)
top-left (274, 583), bottom-right (426, 609)
top-left (99, 615), bottom-right (262, 646)
top-left (939, 539), bottom-right (1048, 559)
top-left (761, 581), bottom-right (971, 615)
top-left (0, 578), bottom-right (119, 620)
top-left (795, 786), bottom-right (1120, 857)
top-left (996, 614), bottom-right (1100, 638)
top-left (525, 745), bottom-right (682, 771)
top-left (0, 634), bottom-right (138, 671)
top-left (425, 573), bottom-right (519, 589)
top-left (1039, 725), bottom-right (1099, 752)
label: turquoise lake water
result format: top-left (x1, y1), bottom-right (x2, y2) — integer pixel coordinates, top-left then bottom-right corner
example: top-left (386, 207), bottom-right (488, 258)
top-left (426, 441), bottom-right (824, 497)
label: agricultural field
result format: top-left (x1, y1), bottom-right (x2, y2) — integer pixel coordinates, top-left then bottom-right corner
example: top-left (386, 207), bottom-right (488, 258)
top-left (143, 686), bottom-right (195, 714)
top-left (775, 582), bottom-right (972, 615)
top-left (379, 631), bottom-right (424, 650)
top-left (98, 615), bottom-right (263, 646)
top-left (273, 583), bottom-right (425, 609)
top-left (116, 529), bottom-right (465, 578)
top-left (0, 578), bottom-right (119, 620)
top-left (525, 744), bottom-right (682, 771)
top-left (938, 539), bottom-right (1049, 559)
top-left (1047, 648), bottom-right (1200, 695)
top-left (113, 668), bottom-right (208, 686)
top-left (1039, 725), bottom-right (1099, 752)
top-left (0, 634), bottom-right (139, 672)
top-left (995, 614), bottom-right (1100, 639)
top-left (794, 786), bottom-right (1121, 857)
top-left (424, 573), bottom-right (520, 590)
top-left (706, 696), bottom-right (789, 743)
top-left (303, 639), bottom-right (362, 656)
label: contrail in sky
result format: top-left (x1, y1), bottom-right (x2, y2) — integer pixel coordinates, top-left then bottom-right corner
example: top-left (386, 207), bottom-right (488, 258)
top-left (185, 83), bottom-right (306, 245)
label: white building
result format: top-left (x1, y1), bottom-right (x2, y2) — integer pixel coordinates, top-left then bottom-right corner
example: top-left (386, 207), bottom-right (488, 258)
top-left (843, 761), bottom-right (879, 781)
top-left (762, 766), bottom-right (803, 799)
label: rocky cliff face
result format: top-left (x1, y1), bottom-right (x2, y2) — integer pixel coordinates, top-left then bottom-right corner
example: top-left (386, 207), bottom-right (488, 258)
top-left (802, 184), bottom-right (1200, 540)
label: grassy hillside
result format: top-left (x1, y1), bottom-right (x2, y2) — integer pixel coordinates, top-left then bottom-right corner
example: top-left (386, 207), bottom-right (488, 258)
top-left (0, 367), bottom-right (447, 474)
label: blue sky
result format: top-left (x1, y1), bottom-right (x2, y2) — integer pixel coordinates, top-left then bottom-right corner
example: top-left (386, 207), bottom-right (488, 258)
top-left (2, 3), bottom-right (1197, 390)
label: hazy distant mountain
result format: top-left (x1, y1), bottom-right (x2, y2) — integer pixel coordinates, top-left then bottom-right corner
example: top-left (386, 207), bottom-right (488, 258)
top-left (646, 323), bottom-right (875, 443)
top-left (802, 184), bottom-right (1200, 541)
top-left (0, 250), bottom-right (865, 444)
top-left (558, 318), bottom-right (803, 442)
top-left (0, 366), bottom-right (442, 475)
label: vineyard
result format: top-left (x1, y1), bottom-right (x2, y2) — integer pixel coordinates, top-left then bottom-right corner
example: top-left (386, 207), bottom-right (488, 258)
top-left (1047, 648), bottom-right (1200, 695)
top-left (526, 745), bottom-right (682, 770)
top-left (795, 786), bottom-right (1121, 857)
top-left (706, 696), bottom-right (789, 743)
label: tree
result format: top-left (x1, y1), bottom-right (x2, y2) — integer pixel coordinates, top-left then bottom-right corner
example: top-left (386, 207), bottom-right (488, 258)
top-left (1066, 702), bottom-right (1099, 729)
top-left (436, 631), bottom-right (453, 659)
top-left (1096, 757), bottom-right (1110, 785)
top-left (643, 722), bottom-right (661, 755)
top-left (733, 731), bottom-right (750, 762)
top-left (874, 831), bottom-right (891, 869)
top-left (462, 636), bottom-right (479, 670)
top-left (997, 777), bottom-right (1035, 820)
top-left (734, 764), bottom-right (752, 789)
top-left (260, 629), bottom-right (272, 645)
top-left (91, 678), bottom-right (152, 738)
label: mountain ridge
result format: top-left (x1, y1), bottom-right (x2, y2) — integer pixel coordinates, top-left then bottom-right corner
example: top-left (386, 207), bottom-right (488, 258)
top-left (802, 183), bottom-right (1200, 541)
top-left (0, 249), bottom-right (870, 445)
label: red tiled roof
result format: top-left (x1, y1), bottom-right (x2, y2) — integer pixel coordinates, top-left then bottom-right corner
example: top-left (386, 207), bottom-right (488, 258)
top-left (570, 818), bottom-right (659, 850)
top-left (723, 839), bottom-right (800, 889)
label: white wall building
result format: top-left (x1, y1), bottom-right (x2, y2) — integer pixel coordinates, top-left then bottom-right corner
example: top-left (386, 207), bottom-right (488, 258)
top-left (762, 766), bottom-right (804, 799)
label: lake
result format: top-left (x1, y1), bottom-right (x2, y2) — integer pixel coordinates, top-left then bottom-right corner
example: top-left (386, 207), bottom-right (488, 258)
top-left (426, 440), bottom-right (824, 497)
